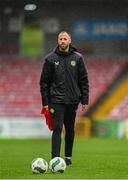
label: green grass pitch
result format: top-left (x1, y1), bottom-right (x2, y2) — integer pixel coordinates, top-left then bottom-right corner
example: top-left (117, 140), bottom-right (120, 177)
top-left (0, 137), bottom-right (128, 179)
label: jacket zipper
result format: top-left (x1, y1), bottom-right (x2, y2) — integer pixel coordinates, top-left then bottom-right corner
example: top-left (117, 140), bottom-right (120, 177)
top-left (63, 58), bottom-right (68, 103)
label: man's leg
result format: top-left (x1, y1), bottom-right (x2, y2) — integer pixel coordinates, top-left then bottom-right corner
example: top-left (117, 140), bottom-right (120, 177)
top-left (64, 104), bottom-right (78, 163)
top-left (50, 103), bottom-right (65, 158)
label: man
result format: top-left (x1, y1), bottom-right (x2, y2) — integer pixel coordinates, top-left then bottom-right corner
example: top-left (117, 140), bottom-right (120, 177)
top-left (40, 31), bottom-right (89, 166)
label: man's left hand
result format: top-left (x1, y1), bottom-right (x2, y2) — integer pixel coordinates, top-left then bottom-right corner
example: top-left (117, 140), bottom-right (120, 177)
top-left (82, 104), bottom-right (88, 111)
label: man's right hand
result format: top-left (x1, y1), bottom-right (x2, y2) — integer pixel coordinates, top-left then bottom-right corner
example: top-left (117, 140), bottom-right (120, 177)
top-left (44, 105), bottom-right (49, 110)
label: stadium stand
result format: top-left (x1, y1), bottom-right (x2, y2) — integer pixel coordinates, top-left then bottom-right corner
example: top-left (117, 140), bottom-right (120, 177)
top-left (0, 58), bottom-right (127, 117)
top-left (0, 58), bottom-right (42, 117)
top-left (108, 95), bottom-right (128, 119)
top-left (87, 58), bottom-right (127, 105)
top-left (77, 57), bottom-right (127, 116)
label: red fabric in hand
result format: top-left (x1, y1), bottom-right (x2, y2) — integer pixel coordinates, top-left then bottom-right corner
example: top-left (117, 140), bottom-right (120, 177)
top-left (41, 108), bottom-right (53, 131)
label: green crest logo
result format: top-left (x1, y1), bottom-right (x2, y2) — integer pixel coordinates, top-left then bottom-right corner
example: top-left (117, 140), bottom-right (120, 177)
top-left (71, 60), bottom-right (76, 66)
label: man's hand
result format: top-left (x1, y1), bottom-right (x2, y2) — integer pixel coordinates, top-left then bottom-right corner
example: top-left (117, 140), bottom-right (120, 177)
top-left (44, 105), bottom-right (49, 110)
top-left (81, 104), bottom-right (88, 111)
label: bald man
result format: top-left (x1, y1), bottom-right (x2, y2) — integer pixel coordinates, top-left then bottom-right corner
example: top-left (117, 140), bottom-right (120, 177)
top-left (40, 31), bottom-right (89, 166)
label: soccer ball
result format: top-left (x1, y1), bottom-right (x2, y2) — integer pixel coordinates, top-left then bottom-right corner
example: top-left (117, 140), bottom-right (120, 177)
top-left (31, 158), bottom-right (48, 174)
top-left (49, 157), bottom-right (66, 173)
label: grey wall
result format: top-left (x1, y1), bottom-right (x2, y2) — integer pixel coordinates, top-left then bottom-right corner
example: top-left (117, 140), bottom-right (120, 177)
top-left (0, 3), bottom-right (23, 55)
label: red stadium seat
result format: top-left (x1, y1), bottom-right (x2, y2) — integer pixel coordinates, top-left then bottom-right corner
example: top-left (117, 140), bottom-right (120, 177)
top-left (0, 57), bottom-right (127, 118)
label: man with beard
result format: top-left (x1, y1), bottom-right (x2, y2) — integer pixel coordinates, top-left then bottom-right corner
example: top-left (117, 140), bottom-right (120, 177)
top-left (40, 31), bottom-right (89, 166)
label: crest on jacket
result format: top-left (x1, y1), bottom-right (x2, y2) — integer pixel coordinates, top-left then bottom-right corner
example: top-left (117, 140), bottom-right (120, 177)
top-left (71, 60), bottom-right (76, 66)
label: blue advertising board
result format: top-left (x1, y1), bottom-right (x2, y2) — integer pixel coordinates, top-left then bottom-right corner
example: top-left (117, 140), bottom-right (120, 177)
top-left (71, 19), bottom-right (128, 40)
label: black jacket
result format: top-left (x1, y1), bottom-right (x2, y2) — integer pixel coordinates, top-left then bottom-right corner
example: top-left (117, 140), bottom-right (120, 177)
top-left (40, 45), bottom-right (89, 106)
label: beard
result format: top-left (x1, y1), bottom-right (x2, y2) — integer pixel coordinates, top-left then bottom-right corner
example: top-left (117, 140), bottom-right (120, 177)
top-left (59, 43), bottom-right (69, 51)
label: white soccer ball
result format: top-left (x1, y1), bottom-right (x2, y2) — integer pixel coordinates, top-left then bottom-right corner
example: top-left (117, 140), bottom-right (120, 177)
top-left (31, 158), bottom-right (48, 174)
top-left (49, 157), bottom-right (66, 173)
